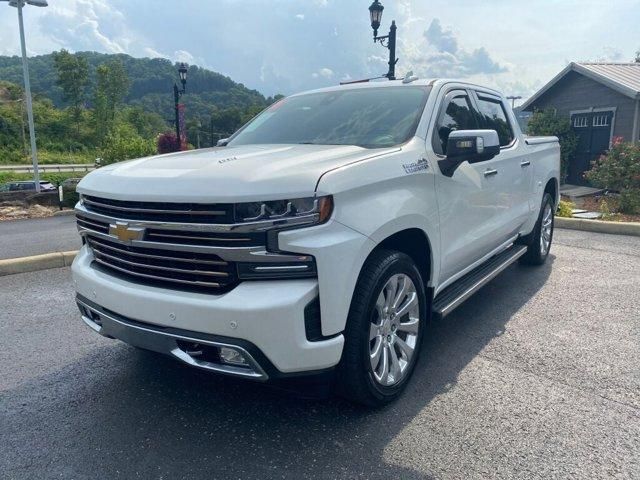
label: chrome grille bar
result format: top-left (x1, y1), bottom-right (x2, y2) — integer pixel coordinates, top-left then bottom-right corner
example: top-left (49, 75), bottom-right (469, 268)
top-left (75, 202), bottom-right (319, 233)
top-left (146, 232), bottom-right (253, 242)
top-left (82, 196), bottom-right (227, 216)
top-left (93, 258), bottom-right (223, 289)
top-left (87, 237), bottom-right (227, 266)
top-left (90, 245), bottom-right (230, 278)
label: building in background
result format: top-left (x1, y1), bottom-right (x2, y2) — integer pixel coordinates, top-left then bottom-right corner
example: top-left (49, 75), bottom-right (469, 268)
top-left (522, 62), bottom-right (640, 185)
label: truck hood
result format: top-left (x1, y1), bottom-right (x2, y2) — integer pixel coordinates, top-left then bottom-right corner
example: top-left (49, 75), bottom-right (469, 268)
top-left (78, 144), bottom-right (397, 202)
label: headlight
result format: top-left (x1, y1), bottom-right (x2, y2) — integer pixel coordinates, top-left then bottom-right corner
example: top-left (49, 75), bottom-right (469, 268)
top-left (234, 196), bottom-right (333, 224)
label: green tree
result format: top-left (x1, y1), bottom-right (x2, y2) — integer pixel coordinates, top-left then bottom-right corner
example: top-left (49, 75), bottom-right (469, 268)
top-left (52, 50), bottom-right (89, 132)
top-left (100, 123), bottom-right (155, 166)
top-left (93, 64), bottom-right (110, 142)
top-left (93, 59), bottom-right (131, 142)
top-left (527, 108), bottom-right (578, 182)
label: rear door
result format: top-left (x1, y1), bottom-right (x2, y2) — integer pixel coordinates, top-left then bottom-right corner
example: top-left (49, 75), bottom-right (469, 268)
top-left (431, 88), bottom-right (505, 283)
top-left (471, 91), bottom-right (532, 238)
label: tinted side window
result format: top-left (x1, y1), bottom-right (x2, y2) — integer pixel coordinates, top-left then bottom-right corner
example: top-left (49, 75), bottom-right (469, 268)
top-left (475, 96), bottom-right (514, 146)
top-left (432, 92), bottom-right (478, 155)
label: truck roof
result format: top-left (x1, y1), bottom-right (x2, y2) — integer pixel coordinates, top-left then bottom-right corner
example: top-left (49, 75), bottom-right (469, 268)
top-left (290, 77), bottom-right (504, 98)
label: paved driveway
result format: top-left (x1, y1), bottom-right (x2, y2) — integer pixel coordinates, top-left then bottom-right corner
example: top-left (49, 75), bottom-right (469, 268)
top-left (1, 229), bottom-right (638, 479)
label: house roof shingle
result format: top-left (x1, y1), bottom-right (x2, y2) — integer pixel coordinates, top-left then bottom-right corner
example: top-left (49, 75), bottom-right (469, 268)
top-left (522, 62), bottom-right (640, 111)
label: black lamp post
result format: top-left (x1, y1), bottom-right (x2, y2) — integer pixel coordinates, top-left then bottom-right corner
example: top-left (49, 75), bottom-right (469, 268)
top-left (174, 62), bottom-right (188, 150)
top-left (369, 0), bottom-right (397, 80)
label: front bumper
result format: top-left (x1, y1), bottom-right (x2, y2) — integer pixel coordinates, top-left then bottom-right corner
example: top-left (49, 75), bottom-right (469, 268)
top-left (72, 246), bottom-right (344, 376)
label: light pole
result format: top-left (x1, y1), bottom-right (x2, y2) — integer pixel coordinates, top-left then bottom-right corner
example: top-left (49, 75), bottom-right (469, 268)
top-left (368, 0), bottom-right (398, 80)
top-left (173, 63), bottom-right (188, 151)
top-left (507, 95), bottom-right (522, 109)
top-left (2, 0), bottom-right (48, 193)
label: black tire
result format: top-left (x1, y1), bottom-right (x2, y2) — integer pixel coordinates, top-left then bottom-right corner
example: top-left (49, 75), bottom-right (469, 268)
top-left (337, 249), bottom-right (427, 407)
top-left (519, 192), bottom-right (555, 266)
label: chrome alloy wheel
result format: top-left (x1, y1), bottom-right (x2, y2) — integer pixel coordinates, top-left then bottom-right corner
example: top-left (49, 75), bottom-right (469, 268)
top-left (369, 274), bottom-right (420, 386)
top-left (540, 202), bottom-right (553, 256)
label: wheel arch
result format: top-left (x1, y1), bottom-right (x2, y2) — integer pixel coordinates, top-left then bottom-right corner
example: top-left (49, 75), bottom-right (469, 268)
top-left (374, 228), bottom-right (433, 288)
top-left (544, 177), bottom-right (559, 207)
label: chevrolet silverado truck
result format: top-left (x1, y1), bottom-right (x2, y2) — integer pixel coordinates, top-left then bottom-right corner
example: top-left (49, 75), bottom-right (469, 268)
top-left (72, 78), bottom-right (559, 406)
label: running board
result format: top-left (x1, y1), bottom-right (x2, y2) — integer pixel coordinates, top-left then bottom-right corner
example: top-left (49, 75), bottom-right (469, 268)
top-left (433, 245), bottom-right (527, 319)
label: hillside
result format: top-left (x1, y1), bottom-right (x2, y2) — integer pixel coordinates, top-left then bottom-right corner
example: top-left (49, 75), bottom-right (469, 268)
top-left (0, 52), bottom-right (274, 121)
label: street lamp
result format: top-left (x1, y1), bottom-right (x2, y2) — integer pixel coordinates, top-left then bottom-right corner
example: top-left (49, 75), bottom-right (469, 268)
top-left (368, 0), bottom-right (397, 80)
top-left (2, 0), bottom-right (48, 193)
top-left (507, 95), bottom-right (522, 108)
top-left (173, 62), bottom-right (188, 151)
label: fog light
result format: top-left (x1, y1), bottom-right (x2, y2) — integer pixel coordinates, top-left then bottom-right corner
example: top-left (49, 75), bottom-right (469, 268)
top-left (219, 347), bottom-right (248, 366)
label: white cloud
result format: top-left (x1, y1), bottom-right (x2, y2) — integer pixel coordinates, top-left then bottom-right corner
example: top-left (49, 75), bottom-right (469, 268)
top-left (295, 14), bottom-right (305, 20)
top-left (401, 19), bottom-right (506, 78)
top-left (311, 68), bottom-right (334, 79)
top-left (174, 50), bottom-right (195, 64)
top-left (42, 0), bottom-right (130, 53)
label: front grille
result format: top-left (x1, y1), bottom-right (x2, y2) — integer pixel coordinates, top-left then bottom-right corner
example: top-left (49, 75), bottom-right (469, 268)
top-left (76, 214), bottom-right (263, 248)
top-left (82, 195), bottom-right (235, 224)
top-left (86, 236), bottom-right (237, 293)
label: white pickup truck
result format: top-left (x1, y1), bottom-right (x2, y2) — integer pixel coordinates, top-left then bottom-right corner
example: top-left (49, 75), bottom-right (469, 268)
top-left (73, 78), bottom-right (559, 406)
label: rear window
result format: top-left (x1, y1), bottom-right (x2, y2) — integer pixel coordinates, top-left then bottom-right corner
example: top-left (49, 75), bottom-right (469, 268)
top-left (475, 96), bottom-right (515, 146)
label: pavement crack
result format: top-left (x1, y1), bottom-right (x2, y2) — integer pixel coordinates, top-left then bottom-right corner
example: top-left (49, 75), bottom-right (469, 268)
top-left (554, 241), bottom-right (640, 259)
top-left (476, 351), bottom-right (640, 413)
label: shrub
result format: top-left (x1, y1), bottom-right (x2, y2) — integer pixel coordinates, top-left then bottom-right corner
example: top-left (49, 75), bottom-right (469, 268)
top-left (527, 109), bottom-right (578, 182)
top-left (100, 124), bottom-right (155, 166)
top-left (585, 139), bottom-right (640, 214)
top-left (556, 200), bottom-right (574, 218)
top-left (157, 131), bottom-right (187, 154)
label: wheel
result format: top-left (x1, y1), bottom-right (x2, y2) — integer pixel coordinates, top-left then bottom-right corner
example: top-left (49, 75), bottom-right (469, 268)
top-left (519, 192), bottom-right (554, 265)
top-left (337, 249), bottom-right (427, 407)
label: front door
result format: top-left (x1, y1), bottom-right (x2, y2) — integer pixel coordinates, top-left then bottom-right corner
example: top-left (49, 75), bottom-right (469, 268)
top-left (431, 89), bottom-right (505, 282)
top-left (569, 110), bottom-right (614, 185)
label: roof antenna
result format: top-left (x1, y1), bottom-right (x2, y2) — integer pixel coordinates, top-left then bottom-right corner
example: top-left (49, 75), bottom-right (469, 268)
top-left (402, 71), bottom-right (419, 84)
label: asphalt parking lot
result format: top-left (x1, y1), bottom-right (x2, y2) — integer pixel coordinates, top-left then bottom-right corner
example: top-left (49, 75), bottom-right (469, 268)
top-left (0, 215), bottom-right (80, 259)
top-left (1, 229), bottom-right (639, 479)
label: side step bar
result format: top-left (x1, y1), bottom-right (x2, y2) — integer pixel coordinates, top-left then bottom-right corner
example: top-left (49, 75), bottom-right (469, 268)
top-left (433, 245), bottom-right (528, 319)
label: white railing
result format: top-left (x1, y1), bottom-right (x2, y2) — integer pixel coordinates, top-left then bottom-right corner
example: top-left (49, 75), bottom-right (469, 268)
top-left (0, 164), bottom-right (95, 173)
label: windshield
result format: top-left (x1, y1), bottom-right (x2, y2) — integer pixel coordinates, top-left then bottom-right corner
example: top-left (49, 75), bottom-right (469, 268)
top-left (228, 86), bottom-right (430, 149)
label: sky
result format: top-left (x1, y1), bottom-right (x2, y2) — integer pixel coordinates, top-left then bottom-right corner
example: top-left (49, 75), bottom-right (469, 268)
top-left (1, 0), bottom-right (639, 104)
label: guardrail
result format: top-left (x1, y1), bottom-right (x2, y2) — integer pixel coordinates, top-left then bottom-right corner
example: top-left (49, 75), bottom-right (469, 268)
top-left (0, 164), bottom-right (95, 174)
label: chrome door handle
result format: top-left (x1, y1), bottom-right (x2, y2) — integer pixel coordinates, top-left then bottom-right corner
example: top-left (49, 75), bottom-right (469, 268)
top-left (520, 160), bottom-right (531, 167)
top-left (484, 168), bottom-right (498, 177)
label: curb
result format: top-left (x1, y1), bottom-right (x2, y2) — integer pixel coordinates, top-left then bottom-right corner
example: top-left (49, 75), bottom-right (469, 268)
top-left (0, 250), bottom-right (78, 276)
top-left (52, 210), bottom-right (76, 217)
top-left (555, 217), bottom-right (640, 237)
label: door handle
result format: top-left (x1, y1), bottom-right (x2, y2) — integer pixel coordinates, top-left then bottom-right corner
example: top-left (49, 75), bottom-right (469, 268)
top-left (484, 168), bottom-right (498, 177)
top-left (520, 160), bottom-right (531, 167)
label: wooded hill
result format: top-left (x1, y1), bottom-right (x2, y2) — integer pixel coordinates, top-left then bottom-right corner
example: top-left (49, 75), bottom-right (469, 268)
top-left (0, 51), bottom-right (275, 120)
top-left (0, 51), bottom-right (279, 166)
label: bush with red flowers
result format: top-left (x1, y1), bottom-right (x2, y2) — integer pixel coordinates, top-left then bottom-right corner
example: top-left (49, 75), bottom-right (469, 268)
top-left (157, 131), bottom-right (187, 154)
top-left (586, 138), bottom-right (640, 214)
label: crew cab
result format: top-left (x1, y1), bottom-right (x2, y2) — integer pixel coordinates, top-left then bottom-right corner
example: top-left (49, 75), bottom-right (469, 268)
top-left (72, 78), bottom-right (559, 406)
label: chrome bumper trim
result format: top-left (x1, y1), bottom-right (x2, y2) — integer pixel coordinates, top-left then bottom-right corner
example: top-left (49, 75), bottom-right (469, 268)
top-left (77, 298), bottom-right (268, 381)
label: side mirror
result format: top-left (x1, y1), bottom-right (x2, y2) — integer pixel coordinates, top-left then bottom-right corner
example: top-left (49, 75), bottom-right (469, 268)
top-left (217, 138), bottom-right (229, 147)
top-left (438, 130), bottom-right (500, 177)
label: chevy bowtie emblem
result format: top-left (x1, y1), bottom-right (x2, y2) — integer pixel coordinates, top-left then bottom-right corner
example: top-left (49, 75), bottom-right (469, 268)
top-left (109, 222), bottom-right (145, 242)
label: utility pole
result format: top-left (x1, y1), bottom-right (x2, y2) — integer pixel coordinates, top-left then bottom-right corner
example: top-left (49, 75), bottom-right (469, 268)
top-left (3, 0), bottom-right (50, 192)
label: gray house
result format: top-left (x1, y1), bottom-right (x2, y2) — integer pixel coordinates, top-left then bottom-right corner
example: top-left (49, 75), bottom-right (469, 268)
top-left (522, 62), bottom-right (640, 184)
